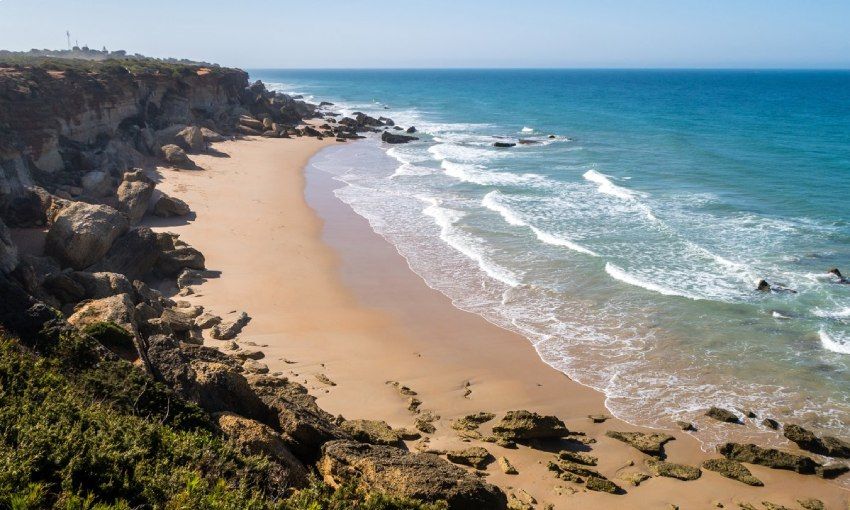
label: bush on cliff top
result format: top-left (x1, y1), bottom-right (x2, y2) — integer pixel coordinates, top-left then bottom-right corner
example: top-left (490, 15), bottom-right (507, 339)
top-left (0, 328), bottom-right (440, 509)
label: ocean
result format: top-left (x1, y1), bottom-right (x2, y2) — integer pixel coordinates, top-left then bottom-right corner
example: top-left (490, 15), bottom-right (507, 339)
top-left (250, 69), bottom-right (850, 453)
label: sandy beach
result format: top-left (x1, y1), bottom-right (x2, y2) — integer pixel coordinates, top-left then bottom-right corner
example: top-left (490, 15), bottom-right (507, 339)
top-left (147, 135), bottom-right (848, 509)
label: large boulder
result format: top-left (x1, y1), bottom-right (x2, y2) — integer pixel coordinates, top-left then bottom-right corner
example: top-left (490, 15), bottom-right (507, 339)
top-left (80, 170), bottom-right (113, 197)
top-left (153, 194), bottom-right (190, 217)
top-left (319, 440), bottom-right (507, 510)
top-left (161, 144), bottom-right (191, 166)
top-left (154, 232), bottom-right (205, 276)
top-left (88, 228), bottom-right (161, 281)
top-left (211, 311), bottom-right (250, 340)
top-left (69, 271), bottom-right (134, 300)
top-left (340, 419), bottom-right (403, 446)
top-left (215, 411), bottom-right (308, 487)
top-left (446, 447), bottom-right (493, 469)
top-left (45, 202), bottom-right (129, 270)
top-left (0, 219), bottom-right (18, 274)
top-left (491, 410), bottom-right (569, 441)
top-left (67, 293), bottom-right (138, 339)
top-left (116, 179), bottom-right (154, 225)
top-left (381, 131), bottom-right (418, 144)
top-left (248, 375), bottom-right (345, 461)
top-left (176, 126), bottom-right (205, 152)
top-left (717, 442), bottom-right (819, 474)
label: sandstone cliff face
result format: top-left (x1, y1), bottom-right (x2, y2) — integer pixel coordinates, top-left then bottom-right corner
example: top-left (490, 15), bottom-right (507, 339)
top-left (0, 64), bottom-right (248, 220)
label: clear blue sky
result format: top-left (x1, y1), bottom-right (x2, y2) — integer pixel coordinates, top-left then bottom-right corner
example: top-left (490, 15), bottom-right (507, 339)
top-left (1, 0), bottom-right (848, 69)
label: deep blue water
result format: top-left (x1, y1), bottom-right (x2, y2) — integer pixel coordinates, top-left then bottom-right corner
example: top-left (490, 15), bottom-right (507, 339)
top-left (250, 69), bottom-right (850, 454)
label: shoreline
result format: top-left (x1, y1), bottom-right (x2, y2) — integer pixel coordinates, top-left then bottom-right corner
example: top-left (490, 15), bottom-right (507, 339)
top-left (149, 135), bottom-right (848, 508)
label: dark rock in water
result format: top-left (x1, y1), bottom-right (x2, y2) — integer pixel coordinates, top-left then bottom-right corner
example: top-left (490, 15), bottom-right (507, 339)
top-left (518, 139), bottom-right (540, 145)
top-left (493, 142), bottom-right (516, 148)
top-left (492, 410), bottom-right (569, 440)
top-left (829, 268), bottom-right (849, 283)
top-left (717, 442), bottom-right (819, 474)
top-left (319, 101), bottom-right (334, 107)
top-left (548, 134), bottom-right (557, 139)
top-left (406, 126), bottom-right (417, 133)
top-left (816, 462), bottom-right (850, 479)
top-left (757, 279), bottom-right (772, 292)
top-left (319, 440), bottom-right (507, 509)
top-left (706, 406), bottom-right (741, 424)
top-left (762, 418), bottom-right (780, 430)
top-left (381, 131), bottom-right (419, 144)
top-left (784, 423), bottom-right (850, 459)
top-left (676, 420), bottom-right (696, 431)
top-left (701, 458), bottom-right (763, 486)
top-left (605, 430), bottom-right (674, 458)
top-left (378, 116), bottom-right (395, 126)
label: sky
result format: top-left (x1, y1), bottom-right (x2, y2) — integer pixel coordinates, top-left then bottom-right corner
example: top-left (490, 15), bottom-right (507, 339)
top-left (1, 0), bottom-right (849, 69)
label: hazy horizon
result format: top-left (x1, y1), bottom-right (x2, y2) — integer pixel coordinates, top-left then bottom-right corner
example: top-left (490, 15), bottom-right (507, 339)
top-left (1, 0), bottom-right (849, 69)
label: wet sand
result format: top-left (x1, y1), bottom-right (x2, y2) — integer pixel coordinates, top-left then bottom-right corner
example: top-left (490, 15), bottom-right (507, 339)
top-left (148, 135), bottom-right (848, 509)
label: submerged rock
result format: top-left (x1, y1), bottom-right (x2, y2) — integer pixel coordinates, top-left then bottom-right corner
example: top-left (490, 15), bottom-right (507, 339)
top-left (705, 406), bottom-right (741, 424)
top-left (319, 440), bottom-right (507, 509)
top-left (701, 458), bottom-right (763, 486)
top-left (492, 410), bottom-right (569, 441)
top-left (717, 442), bottom-right (818, 474)
top-left (605, 430), bottom-right (674, 457)
top-left (493, 142), bottom-right (516, 148)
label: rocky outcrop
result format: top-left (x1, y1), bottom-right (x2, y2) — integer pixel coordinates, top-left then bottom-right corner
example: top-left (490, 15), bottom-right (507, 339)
top-left (491, 410), bottom-right (569, 441)
top-left (115, 174), bottom-right (154, 225)
top-left (0, 218), bottom-right (18, 274)
top-left (605, 430), bottom-right (674, 458)
top-left (702, 458), bottom-right (763, 486)
top-left (446, 446), bottom-right (493, 469)
top-left (340, 419), bottom-right (403, 446)
top-left (211, 310), bottom-right (250, 340)
top-left (646, 459), bottom-right (701, 480)
top-left (381, 131), bottom-right (419, 144)
top-left (319, 440), bottom-right (507, 510)
top-left (718, 442), bottom-right (818, 474)
top-left (45, 202), bottom-right (129, 269)
top-left (784, 424), bottom-right (850, 458)
top-left (153, 194), bottom-right (190, 217)
top-left (705, 406), bottom-right (741, 424)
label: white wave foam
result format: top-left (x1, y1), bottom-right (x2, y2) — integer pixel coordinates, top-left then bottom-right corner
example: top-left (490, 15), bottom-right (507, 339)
top-left (521, 126), bottom-right (534, 133)
top-left (814, 307), bottom-right (850, 319)
top-left (820, 329), bottom-right (850, 354)
top-left (772, 311), bottom-right (792, 320)
top-left (390, 163), bottom-right (433, 178)
top-left (481, 191), bottom-right (526, 226)
top-left (531, 227), bottom-right (599, 257)
top-left (441, 160), bottom-right (545, 187)
top-left (605, 262), bottom-right (699, 300)
top-left (421, 198), bottom-right (520, 287)
top-left (583, 169), bottom-right (640, 201)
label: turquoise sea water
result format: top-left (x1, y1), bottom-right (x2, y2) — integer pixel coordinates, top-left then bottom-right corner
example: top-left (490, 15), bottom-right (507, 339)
top-left (251, 69), bottom-right (850, 455)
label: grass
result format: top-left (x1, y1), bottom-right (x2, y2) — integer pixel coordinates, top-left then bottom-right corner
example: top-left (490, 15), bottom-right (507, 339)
top-left (0, 325), bottom-right (442, 509)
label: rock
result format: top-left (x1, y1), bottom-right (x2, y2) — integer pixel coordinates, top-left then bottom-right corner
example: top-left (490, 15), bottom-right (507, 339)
top-left (211, 311), bottom-right (250, 340)
top-left (762, 418), bottom-right (780, 430)
top-left (797, 498), bottom-right (824, 510)
top-left (676, 420), bottom-right (696, 431)
top-left (498, 456), bottom-right (518, 474)
top-left (406, 126), bottom-right (417, 133)
top-left (447, 447), bottom-right (493, 469)
top-left (319, 440), bottom-right (507, 509)
top-left (215, 412), bottom-right (308, 487)
top-left (340, 419), bottom-right (402, 446)
top-left (45, 202), bottom-right (129, 270)
top-left (116, 179), bottom-right (154, 225)
top-left (493, 142), bottom-right (516, 148)
top-left (161, 144), bottom-right (191, 166)
top-left (757, 279), bottom-right (771, 291)
top-left (717, 442), bottom-right (818, 474)
top-left (646, 459), bottom-right (702, 481)
top-left (701, 458), bottom-right (763, 486)
top-left (69, 271), bottom-right (133, 300)
top-left (200, 127), bottom-right (226, 143)
top-left (154, 232), bottom-right (205, 276)
top-left (492, 410), bottom-right (569, 441)
top-left (381, 131), bottom-right (419, 144)
top-left (239, 115), bottom-right (264, 131)
top-left (176, 126), bottom-right (205, 152)
top-left (68, 294), bottom-right (141, 362)
top-left (153, 194), bottom-right (191, 217)
top-left (176, 268), bottom-right (217, 289)
top-left (243, 359), bottom-right (269, 374)
top-left (585, 476), bottom-right (620, 494)
top-left (588, 414), bottom-right (609, 423)
top-left (234, 348), bottom-right (265, 361)
top-left (414, 416), bottom-right (436, 434)
top-left (42, 271), bottom-right (86, 303)
top-left (81, 170), bottom-right (113, 197)
top-left (619, 471), bottom-right (651, 486)
top-left (551, 459), bottom-right (603, 479)
top-left (557, 450), bottom-right (597, 466)
top-left (87, 227), bottom-right (160, 281)
top-left (518, 139), bottom-right (540, 145)
top-left (0, 220), bottom-right (16, 275)
top-left (816, 462), bottom-right (849, 479)
top-left (605, 430), bottom-right (675, 457)
top-left (706, 406), bottom-right (741, 424)
top-left (452, 412), bottom-right (496, 431)
top-left (195, 312), bottom-right (221, 329)
top-left (784, 423), bottom-right (850, 458)
top-left (159, 307), bottom-right (196, 332)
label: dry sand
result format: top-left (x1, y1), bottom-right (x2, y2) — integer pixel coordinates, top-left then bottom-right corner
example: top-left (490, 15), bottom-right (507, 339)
top-left (148, 135), bottom-right (848, 509)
